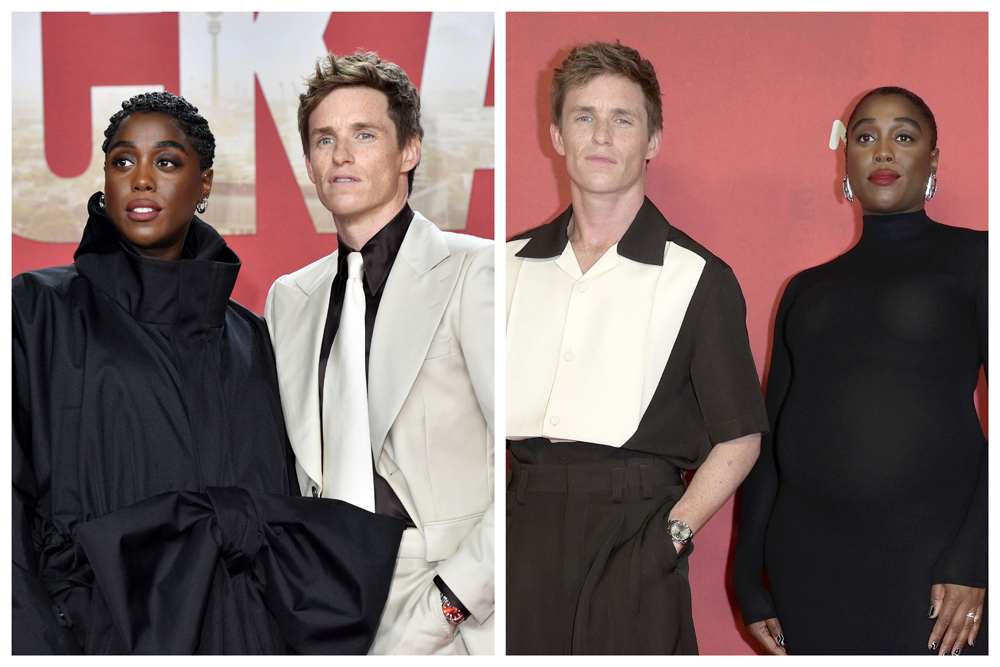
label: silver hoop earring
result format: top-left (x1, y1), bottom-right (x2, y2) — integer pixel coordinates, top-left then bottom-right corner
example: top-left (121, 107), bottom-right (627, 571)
top-left (842, 176), bottom-right (854, 203)
top-left (99, 193), bottom-right (106, 210)
top-left (925, 173), bottom-right (938, 200)
top-left (196, 198), bottom-right (209, 214)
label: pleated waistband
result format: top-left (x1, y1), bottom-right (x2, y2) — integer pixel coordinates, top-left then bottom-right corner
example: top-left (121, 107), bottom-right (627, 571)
top-left (509, 455), bottom-right (683, 504)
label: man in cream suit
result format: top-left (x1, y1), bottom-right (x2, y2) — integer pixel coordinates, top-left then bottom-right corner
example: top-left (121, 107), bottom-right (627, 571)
top-left (264, 52), bottom-right (494, 655)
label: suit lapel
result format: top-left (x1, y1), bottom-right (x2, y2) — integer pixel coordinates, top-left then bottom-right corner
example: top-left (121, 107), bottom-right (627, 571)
top-left (368, 214), bottom-right (462, 463)
top-left (276, 251), bottom-right (339, 488)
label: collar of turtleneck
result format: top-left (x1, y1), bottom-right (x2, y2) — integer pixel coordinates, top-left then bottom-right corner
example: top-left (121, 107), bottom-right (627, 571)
top-left (860, 208), bottom-right (937, 243)
top-left (73, 191), bottom-right (241, 330)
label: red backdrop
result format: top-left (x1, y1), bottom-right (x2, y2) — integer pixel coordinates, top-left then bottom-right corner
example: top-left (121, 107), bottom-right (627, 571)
top-left (12, 12), bottom-right (494, 315)
top-left (507, 12), bottom-right (988, 655)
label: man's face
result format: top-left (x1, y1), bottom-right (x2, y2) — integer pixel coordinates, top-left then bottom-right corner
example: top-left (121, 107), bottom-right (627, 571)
top-left (305, 86), bottom-right (419, 230)
top-left (551, 74), bottom-right (661, 197)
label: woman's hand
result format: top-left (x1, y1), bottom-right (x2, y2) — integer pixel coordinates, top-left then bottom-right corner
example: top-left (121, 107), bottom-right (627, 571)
top-left (747, 617), bottom-right (787, 655)
top-left (927, 583), bottom-right (985, 655)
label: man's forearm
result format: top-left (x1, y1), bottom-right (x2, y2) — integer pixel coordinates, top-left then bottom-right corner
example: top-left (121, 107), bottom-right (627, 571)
top-left (668, 433), bottom-right (761, 536)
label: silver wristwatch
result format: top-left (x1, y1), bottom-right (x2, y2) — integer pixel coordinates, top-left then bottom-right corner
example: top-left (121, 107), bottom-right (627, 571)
top-left (666, 518), bottom-right (693, 545)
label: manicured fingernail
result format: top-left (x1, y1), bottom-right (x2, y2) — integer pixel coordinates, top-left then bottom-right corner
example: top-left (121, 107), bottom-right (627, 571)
top-left (968, 638), bottom-right (974, 646)
top-left (929, 642), bottom-right (938, 651)
top-left (954, 648), bottom-right (961, 656)
top-left (777, 634), bottom-right (785, 646)
top-left (929, 606), bottom-right (936, 617)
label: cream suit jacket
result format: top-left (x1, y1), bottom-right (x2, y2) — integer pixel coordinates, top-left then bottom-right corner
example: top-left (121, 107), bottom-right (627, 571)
top-left (264, 212), bottom-right (494, 651)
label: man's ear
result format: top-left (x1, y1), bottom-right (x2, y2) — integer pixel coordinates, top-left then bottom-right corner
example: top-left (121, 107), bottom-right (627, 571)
top-left (645, 129), bottom-right (662, 161)
top-left (550, 123), bottom-right (566, 157)
top-left (402, 134), bottom-right (421, 173)
top-left (304, 153), bottom-right (317, 185)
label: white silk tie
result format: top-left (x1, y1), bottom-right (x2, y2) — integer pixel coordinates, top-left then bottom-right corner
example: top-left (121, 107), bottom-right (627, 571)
top-left (321, 251), bottom-right (375, 511)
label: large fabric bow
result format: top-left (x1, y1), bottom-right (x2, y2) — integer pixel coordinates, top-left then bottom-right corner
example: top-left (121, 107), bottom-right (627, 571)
top-left (73, 487), bottom-right (404, 654)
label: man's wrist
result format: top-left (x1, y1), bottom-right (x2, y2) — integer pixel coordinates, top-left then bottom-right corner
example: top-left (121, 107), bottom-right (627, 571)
top-left (440, 592), bottom-right (465, 625)
top-left (433, 575), bottom-right (470, 626)
top-left (666, 518), bottom-right (694, 545)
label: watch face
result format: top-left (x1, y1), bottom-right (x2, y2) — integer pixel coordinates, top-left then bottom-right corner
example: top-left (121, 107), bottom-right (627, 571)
top-left (668, 520), bottom-right (692, 542)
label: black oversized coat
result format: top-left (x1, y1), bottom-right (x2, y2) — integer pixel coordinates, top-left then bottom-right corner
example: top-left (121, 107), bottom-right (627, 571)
top-left (12, 193), bottom-right (404, 654)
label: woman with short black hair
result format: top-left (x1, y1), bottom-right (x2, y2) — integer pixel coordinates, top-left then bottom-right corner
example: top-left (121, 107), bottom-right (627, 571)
top-left (13, 91), bottom-right (404, 654)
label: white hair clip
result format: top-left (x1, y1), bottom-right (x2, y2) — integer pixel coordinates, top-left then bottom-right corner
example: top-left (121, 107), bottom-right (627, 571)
top-left (829, 119), bottom-right (847, 150)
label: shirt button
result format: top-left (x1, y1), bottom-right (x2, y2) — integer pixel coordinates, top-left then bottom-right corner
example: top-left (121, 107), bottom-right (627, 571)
top-left (311, 486), bottom-right (319, 498)
top-left (577, 282), bottom-right (588, 293)
top-left (564, 351), bottom-right (575, 361)
top-left (550, 415), bottom-right (561, 425)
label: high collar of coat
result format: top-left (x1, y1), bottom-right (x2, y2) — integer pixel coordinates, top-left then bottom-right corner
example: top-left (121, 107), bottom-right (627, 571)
top-left (74, 191), bottom-right (242, 330)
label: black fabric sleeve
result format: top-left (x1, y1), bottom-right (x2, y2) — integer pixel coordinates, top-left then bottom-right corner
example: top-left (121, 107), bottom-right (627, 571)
top-left (930, 238), bottom-right (988, 588)
top-left (433, 574), bottom-right (471, 619)
top-left (689, 267), bottom-right (769, 445)
top-left (978, 237), bottom-right (988, 380)
top-left (11, 288), bottom-right (83, 654)
top-left (931, 448), bottom-right (988, 588)
top-left (732, 274), bottom-right (800, 626)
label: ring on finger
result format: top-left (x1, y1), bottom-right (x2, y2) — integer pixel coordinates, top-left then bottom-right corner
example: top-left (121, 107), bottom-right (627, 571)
top-left (966, 611), bottom-right (979, 621)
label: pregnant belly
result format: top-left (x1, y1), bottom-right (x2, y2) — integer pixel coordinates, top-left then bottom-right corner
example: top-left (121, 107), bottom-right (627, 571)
top-left (774, 373), bottom-right (982, 514)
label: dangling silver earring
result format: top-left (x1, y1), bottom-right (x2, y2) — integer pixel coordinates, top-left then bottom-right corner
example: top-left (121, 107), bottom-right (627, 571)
top-left (99, 193), bottom-right (106, 210)
top-left (196, 197), bottom-right (209, 214)
top-left (925, 173), bottom-right (938, 200)
top-left (842, 176), bottom-right (854, 203)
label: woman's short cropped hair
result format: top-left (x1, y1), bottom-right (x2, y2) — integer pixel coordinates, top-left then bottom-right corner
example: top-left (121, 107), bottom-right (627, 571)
top-left (102, 91), bottom-right (215, 171)
top-left (848, 86), bottom-right (937, 151)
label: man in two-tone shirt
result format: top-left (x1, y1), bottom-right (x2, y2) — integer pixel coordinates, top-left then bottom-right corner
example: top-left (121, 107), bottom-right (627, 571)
top-left (506, 41), bottom-right (768, 654)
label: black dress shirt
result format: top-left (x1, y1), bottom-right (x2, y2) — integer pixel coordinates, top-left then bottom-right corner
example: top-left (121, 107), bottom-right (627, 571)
top-left (318, 204), bottom-right (415, 528)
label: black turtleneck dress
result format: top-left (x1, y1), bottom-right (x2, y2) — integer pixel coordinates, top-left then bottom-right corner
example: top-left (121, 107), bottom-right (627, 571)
top-left (12, 193), bottom-right (405, 654)
top-left (733, 210), bottom-right (987, 654)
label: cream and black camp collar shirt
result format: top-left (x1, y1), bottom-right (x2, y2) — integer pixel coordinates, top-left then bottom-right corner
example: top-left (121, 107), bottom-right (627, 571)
top-left (506, 197), bottom-right (767, 464)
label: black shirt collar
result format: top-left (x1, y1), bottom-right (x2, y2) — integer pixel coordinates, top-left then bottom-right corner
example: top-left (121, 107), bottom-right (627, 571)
top-left (514, 196), bottom-right (671, 266)
top-left (337, 203), bottom-right (414, 294)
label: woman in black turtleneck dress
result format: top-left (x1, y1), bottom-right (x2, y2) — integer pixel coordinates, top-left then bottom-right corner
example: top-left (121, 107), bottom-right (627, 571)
top-left (733, 87), bottom-right (987, 655)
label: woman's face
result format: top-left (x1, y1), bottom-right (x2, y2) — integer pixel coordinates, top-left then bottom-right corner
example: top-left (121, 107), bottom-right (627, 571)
top-left (846, 94), bottom-right (939, 216)
top-left (104, 112), bottom-right (212, 261)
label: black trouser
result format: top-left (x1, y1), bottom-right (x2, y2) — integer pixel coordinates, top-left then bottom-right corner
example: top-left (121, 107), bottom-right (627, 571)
top-left (506, 440), bottom-right (698, 655)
